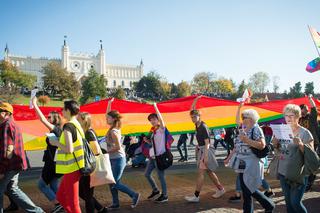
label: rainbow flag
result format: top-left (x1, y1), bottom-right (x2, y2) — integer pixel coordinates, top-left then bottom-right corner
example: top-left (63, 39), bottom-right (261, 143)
top-left (12, 96), bottom-right (320, 151)
top-left (306, 57), bottom-right (320, 73)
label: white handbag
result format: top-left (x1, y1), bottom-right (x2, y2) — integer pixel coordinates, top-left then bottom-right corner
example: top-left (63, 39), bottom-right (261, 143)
top-left (90, 145), bottom-right (115, 187)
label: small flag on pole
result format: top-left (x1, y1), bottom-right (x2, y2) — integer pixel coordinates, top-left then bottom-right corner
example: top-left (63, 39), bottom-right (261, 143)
top-left (309, 26), bottom-right (320, 48)
top-left (306, 57), bottom-right (320, 73)
top-left (236, 88), bottom-right (252, 103)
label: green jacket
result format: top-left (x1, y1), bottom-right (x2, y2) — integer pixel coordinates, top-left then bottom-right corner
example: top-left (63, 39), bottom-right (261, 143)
top-left (285, 144), bottom-right (320, 185)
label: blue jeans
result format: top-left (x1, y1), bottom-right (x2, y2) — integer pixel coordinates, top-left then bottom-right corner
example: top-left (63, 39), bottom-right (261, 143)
top-left (38, 177), bottom-right (59, 202)
top-left (109, 156), bottom-right (137, 206)
top-left (279, 174), bottom-right (307, 213)
top-left (0, 170), bottom-right (43, 213)
top-left (236, 174), bottom-right (270, 192)
top-left (144, 159), bottom-right (167, 196)
top-left (239, 173), bottom-right (274, 213)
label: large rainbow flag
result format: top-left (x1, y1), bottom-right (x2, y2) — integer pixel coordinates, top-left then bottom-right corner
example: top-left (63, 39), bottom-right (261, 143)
top-left (12, 95), bottom-right (320, 151)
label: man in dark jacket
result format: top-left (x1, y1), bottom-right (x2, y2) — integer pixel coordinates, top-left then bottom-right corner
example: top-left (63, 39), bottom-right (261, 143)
top-left (299, 95), bottom-right (319, 191)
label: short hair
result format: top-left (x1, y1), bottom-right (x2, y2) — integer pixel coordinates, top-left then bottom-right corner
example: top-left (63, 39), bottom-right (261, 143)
top-left (241, 109), bottom-right (260, 123)
top-left (64, 100), bottom-right (80, 116)
top-left (190, 109), bottom-right (201, 116)
top-left (283, 104), bottom-right (301, 118)
top-left (148, 113), bottom-right (158, 121)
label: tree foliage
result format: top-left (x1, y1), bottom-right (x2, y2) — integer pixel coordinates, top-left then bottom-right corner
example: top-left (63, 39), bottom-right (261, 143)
top-left (38, 95), bottom-right (50, 106)
top-left (176, 81), bottom-right (191, 98)
top-left (304, 82), bottom-right (314, 95)
top-left (80, 69), bottom-right (107, 104)
top-left (134, 71), bottom-right (163, 99)
top-left (42, 62), bottom-right (80, 99)
top-left (288, 82), bottom-right (303, 98)
top-left (211, 78), bottom-right (235, 94)
top-left (249, 72), bottom-right (270, 93)
top-left (272, 76), bottom-right (280, 94)
top-left (0, 60), bottom-right (37, 102)
top-left (191, 72), bottom-right (216, 94)
top-left (111, 86), bottom-right (126, 100)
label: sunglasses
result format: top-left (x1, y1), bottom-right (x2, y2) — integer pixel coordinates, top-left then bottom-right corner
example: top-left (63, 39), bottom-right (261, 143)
top-left (48, 116), bottom-right (52, 119)
top-left (242, 116), bottom-right (249, 120)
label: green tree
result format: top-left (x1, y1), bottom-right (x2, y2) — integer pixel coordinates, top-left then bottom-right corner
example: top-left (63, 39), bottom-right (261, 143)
top-left (80, 69), bottom-right (107, 104)
top-left (249, 72), bottom-right (270, 93)
top-left (272, 76), bottom-right (280, 93)
top-left (191, 72), bottom-right (216, 94)
top-left (288, 82), bottom-right (303, 98)
top-left (0, 60), bottom-right (37, 102)
top-left (134, 71), bottom-right (163, 99)
top-left (111, 86), bottom-right (126, 100)
top-left (177, 81), bottom-right (191, 97)
top-left (42, 62), bottom-right (80, 99)
top-left (211, 78), bottom-right (235, 94)
top-left (304, 82), bottom-right (314, 95)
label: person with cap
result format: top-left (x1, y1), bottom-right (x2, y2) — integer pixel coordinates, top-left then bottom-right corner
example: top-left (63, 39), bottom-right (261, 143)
top-left (0, 102), bottom-right (44, 213)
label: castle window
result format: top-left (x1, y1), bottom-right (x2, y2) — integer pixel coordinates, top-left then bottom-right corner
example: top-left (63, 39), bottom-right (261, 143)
top-left (121, 80), bottom-right (125, 87)
top-left (113, 80), bottom-right (116, 87)
top-left (130, 81), bottom-right (132, 87)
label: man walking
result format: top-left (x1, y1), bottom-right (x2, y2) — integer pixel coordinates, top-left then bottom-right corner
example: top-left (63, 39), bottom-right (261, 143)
top-left (0, 102), bottom-right (43, 213)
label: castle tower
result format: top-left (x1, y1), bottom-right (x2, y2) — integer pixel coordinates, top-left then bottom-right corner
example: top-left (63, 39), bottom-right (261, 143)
top-left (98, 40), bottom-right (106, 75)
top-left (139, 59), bottom-right (144, 77)
top-left (61, 35), bottom-right (69, 69)
top-left (4, 43), bottom-right (9, 61)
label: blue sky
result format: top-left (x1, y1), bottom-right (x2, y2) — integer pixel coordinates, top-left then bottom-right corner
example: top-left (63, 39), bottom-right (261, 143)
top-left (1, 0), bottom-right (320, 92)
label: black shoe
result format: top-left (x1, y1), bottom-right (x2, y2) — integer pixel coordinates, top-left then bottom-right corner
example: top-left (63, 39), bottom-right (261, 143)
top-left (107, 204), bottom-right (120, 210)
top-left (264, 190), bottom-right (275, 198)
top-left (178, 158), bottom-right (184, 162)
top-left (4, 204), bottom-right (19, 212)
top-left (98, 207), bottom-right (108, 213)
top-left (228, 195), bottom-right (241, 203)
top-left (183, 158), bottom-right (188, 162)
top-left (154, 194), bottom-right (168, 203)
top-left (147, 190), bottom-right (160, 200)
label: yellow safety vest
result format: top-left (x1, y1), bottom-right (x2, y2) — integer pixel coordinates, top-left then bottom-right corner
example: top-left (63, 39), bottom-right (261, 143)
top-left (56, 118), bottom-right (85, 174)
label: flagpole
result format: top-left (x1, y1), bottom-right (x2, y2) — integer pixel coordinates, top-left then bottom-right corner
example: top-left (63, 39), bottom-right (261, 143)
top-left (308, 25), bottom-right (320, 57)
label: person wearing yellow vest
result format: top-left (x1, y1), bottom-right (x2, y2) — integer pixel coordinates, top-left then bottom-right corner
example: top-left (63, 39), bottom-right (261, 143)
top-left (49, 100), bottom-right (84, 213)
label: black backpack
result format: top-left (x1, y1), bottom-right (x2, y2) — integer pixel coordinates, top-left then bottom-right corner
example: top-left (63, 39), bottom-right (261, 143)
top-left (250, 127), bottom-right (270, 158)
top-left (73, 125), bottom-right (96, 176)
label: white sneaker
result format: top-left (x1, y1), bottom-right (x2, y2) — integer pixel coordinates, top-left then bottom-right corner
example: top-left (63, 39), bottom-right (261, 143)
top-left (212, 188), bottom-right (225, 198)
top-left (185, 195), bottom-right (200, 203)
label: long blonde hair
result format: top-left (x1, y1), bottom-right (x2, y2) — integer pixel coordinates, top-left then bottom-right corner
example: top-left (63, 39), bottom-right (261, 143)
top-left (78, 112), bottom-right (92, 132)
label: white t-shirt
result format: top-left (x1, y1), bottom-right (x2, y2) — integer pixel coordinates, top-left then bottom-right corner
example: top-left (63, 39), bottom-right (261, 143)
top-left (149, 127), bottom-right (166, 158)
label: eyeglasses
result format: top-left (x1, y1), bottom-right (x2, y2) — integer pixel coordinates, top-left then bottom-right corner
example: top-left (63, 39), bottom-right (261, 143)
top-left (48, 116), bottom-right (52, 119)
top-left (242, 116), bottom-right (249, 120)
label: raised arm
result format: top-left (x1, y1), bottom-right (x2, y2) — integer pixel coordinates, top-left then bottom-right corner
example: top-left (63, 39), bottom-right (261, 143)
top-left (236, 102), bottom-right (244, 126)
top-left (308, 94), bottom-right (316, 108)
top-left (190, 95), bottom-right (202, 111)
top-left (154, 103), bottom-right (165, 129)
top-left (32, 96), bottom-right (55, 131)
top-left (106, 98), bottom-right (114, 114)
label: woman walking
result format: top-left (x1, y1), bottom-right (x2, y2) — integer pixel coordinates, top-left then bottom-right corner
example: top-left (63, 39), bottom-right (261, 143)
top-left (224, 102), bottom-right (274, 213)
top-left (105, 98), bottom-right (140, 210)
top-left (272, 104), bottom-right (314, 213)
top-left (49, 100), bottom-right (84, 213)
top-left (185, 96), bottom-right (225, 203)
top-left (77, 112), bottom-right (108, 213)
top-left (32, 97), bottom-right (64, 213)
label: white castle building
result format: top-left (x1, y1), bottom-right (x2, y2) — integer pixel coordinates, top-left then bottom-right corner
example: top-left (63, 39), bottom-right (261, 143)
top-left (3, 38), bottom-right (143, 89)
